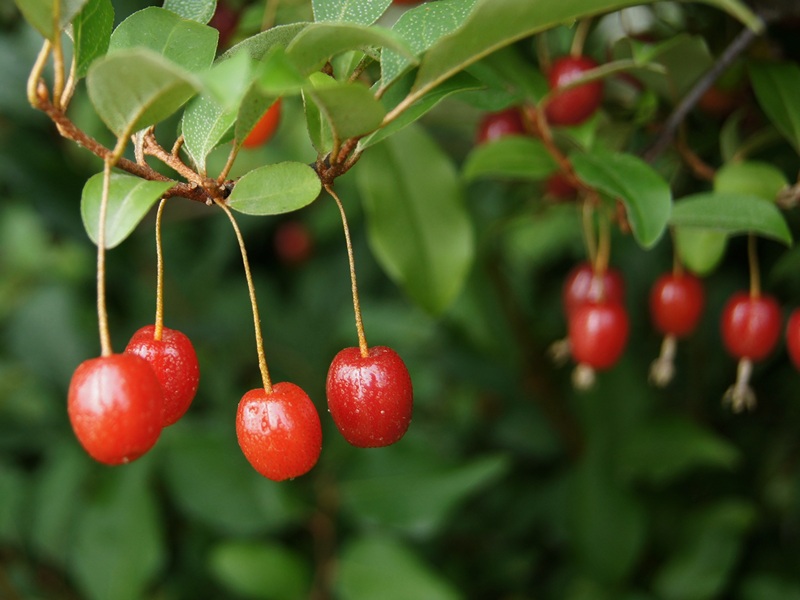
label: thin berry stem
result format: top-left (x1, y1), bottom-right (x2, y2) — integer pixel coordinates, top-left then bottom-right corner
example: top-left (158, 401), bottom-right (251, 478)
top-left (594, 210), bottom-right (611, 276)
top-left (326, 184), bottom-right (368, 358)
top-left (97, 159), bottom-right (113, 357)
top-left (748, 234), bottom-right (761, 298)
top-left (96, 136), bottom-right (129, 357)
top-left (216, 199), bottom-right (273, 393)
top-left (569, 18), bottom-right (592, 57)
top-left (581, 200), bottom-right (598, 268)
top-left (153, 198), bottom-right (167, 341)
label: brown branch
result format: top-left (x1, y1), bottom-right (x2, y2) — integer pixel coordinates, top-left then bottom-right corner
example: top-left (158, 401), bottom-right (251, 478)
top-left (32, 82), bottom-right (222, 204)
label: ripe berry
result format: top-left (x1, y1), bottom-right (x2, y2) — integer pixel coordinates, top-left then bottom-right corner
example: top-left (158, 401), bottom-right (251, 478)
top-left (68, 354), bottom-right (164, 465)
top-left (545, 56), bottom-right (603, 126)
top-left (125, 325), bottom-right (200, 427)
top-left (545, 173), bottom-right (577, 199)
top-left (649, 272), bottom-right (705, 338)
top-left (476, 107), bottom-right (526, 144)
top-left (208, 0), bottom-right (240, 49)
top-left (720, 292), bottom-right (781, 362)
top-left (242, 99), bottom-right (282, 149)
top-left (236, 382), bottom-right (322, 481)
top-left (786, 309), bottom-right (800, 371)
top-left (720, 291), bottom-right (782, 412)
top-left (326, 346), bottom-right (413, 448)
top-left (569, 301), bottom-right (629, 371)
top-left (562, 262), bottom-right (625, 317)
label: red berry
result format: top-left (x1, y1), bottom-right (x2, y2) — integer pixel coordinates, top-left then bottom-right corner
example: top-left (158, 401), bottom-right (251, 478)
top-left (569, 301), bottom-right (629, 370)
top-left (208, 1), bottom-right (240, 49)
top-left (545, 173), bottom-right (577, 199)
top-left (649, 272), bottom-right (705, 338)
top-left (125, 325), bottom-right (200, 427)
top-left (476, 107), bottom-right (526, 144)
top-left (562, 262), bottom-right (625, 317)
top-left (274, 220), bottom-right (313, 267)
top-left (242, 99), bottom-right (282, 149)
top-left (720, 292), bottom-right (782, 361)
top-left (786, 309), bottom-right (800, 370)
top-left (545, 56), bottom-right (603, 126)
top-left (236, 382), bottom-right (322, 481)
top-left (326, 346), bottom-right (413, 448)
top-left (68, 354), bottom-right (163, 465)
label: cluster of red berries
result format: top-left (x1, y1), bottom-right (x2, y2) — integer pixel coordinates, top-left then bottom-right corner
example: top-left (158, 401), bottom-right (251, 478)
top-left (476, 53), bottom-right (603, 198)
top-left (68, 325), bottom-right (200, 466)
top-left (68, 326), bottom-right (414, 481)
top-left (236, 345), bottom-right (414, 482)
top-left (556, 261), bottom-right (800, 410)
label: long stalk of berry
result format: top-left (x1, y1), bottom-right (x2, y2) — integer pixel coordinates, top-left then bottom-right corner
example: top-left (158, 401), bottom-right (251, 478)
top-left (324, 184), bottom-right (413, 448)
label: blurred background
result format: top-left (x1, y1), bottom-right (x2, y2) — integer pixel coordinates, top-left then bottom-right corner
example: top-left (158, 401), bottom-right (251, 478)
top-left (3, 0), bottom-right (800, 599)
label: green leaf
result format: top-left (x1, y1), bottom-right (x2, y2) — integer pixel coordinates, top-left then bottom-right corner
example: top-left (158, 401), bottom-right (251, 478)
top-left (304, 76), bottom-right (386, 145)
top-left (360, 72), bottom-right (484, 150)
top-left (312, 0), bottom-right (392, 25)
top-left (749, 62), bottom-right (800, 154)
top-left (462, 136), bottom-right (557, 182)
top-left (87, 48), bottom-right (201, 137)
top-left (80, 171), bottom-right (172, 248)
top-left (227, 162), bottom-right (322, 216)
top-left (714, 161), bottom-right (788, 203)
top-left (30, 443), bottom-right (91, 566)
top-left (221, 23), bottom-right (309, 62)
top-left (571, 149), bottom-right (671, 248)
top-left (740, 575), bottom-right (800, 600)
top-left (183, 52), bottom-right (255, 172)
top-left (653, 501), bottom-right (756, 600)
top-left (109, 6), bottom-right (218, 73)
top-left (210, 542), bottom-right (310, 600)
top-left (286, 22), bottom-right (414, 76)
top-left (620, 418), bottom-right (739, 485)
top-left (14, 0), bottom-right (88, 40)
top-left (0, 462), bottom-right (27, 545)
top-left (336, 535), bottom-right (460, 600)
top-left (356, 124), bottom-right (474, 315)
top-left (410, 0), bottom-right (758, 102)
top-left (670, 192), bottom-right (792, 246)
top-left (568, 458), bottom-right (646, 583)
top-left (71, 0), bottom-right (114, 78)
top-left (340, 449), bottom-right (509, 536)
top-left (163, 0), bottom-right (216, 24)
top-left (161, 427), bottom-right (300, 536)
top-left (70, 462), bottom-right (165, 600)
top-left (675, 227), bottom-right (728, 276)
top-left (380, 0), bottom-right (478, 89)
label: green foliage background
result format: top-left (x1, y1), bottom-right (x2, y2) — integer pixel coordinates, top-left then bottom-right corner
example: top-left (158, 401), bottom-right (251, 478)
top-left (3, 0), bottom-right (800, 599)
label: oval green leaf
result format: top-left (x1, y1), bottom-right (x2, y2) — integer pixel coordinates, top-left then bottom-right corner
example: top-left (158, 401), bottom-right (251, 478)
top-left (71, 0), bottom-right (114, 78)
top-left (749, 61), bottom-right (800, 154)
top-left (81, 171), bottom-right (173, 248)
top-left (336, 535), bottom-right (460, 600)
top-left (462, 136), bottom-right (556, 182)
top-left (670, 192), bottom-right (792, 246)
top-left (227, 162), bottom-right (322, 216)
top-left (380, 0), bottom-right (478, 89)
top-left (109, 6), bottom-right (218, 73)
top-left (571, 149), bottom-right (672, 248)
top-left (286, 22), bottom-right (414, 75)
top-left (714, 161), bottom-right (789, 202)
top-left (305, 78), bottom-right (386, 142)
top-left (14, 0), bottom-right (88, 40)
top-left (675, 227), bottom-right (728, 276)
top-left (356, 124), bottom-right (474, 315)
top-left (87, 48), bottom-right (201, 137)
top-left (210, 541), bottom-right (310, 600)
